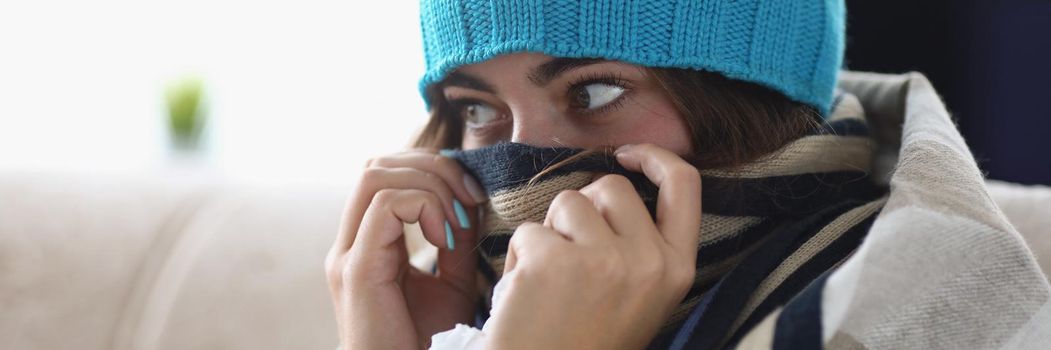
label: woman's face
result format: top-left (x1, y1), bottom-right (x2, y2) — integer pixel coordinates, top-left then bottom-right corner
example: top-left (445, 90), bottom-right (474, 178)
top-left (441, 53), bottom-right (692, 154)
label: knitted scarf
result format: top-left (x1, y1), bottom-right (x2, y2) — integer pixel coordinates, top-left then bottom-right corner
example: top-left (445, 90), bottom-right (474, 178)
top-left (446, 93), bottom-right (888, 349)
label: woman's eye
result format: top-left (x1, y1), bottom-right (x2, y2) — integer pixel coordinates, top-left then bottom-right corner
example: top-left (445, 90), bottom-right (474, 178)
top-left (571, 83), bottom-right (626, 111)
top-left (460, 102), bottom-right (501, 128)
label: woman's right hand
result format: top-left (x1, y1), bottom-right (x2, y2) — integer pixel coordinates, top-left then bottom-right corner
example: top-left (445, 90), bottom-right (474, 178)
top-left (324, 149), bottom-right (487, 349)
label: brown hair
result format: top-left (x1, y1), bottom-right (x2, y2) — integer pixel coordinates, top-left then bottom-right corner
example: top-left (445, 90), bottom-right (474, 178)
top-left (414, 67), bottom-right (821, 171)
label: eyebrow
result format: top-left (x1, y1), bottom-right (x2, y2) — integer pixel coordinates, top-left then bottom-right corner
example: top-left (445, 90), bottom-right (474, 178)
top-left (442, 57), bottom-right (609, 94)
top-left (528, 57), bottom-right (606, 86)
top-left (442, 71), bottom-right (497, 93)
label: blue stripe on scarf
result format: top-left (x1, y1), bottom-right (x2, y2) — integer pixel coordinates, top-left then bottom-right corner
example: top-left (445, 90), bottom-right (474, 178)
top-left (677, 200), bottom-right (862, 349)
top-left (772, 272), bottom-right (832, 350)
top-left (726, 212), bottom-right (879, 346)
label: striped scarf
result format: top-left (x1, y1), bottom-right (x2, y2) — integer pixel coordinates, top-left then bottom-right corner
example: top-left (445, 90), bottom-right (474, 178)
top-left (447, 92), bottom-right (888, 349)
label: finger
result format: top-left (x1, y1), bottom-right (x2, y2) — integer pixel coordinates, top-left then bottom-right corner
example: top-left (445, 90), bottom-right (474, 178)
top-left (368, 150), bottom-right (488, 206)
top-left (348, 189), bottom-right (448, 284)
top-left (434, 200), bottom-right (478, 296)
top-left (614, 144), bottom-right (702, 260)
top-left (335, 167), bottom-right (462, 253)
top-left (543, 190), bottom-right (616, 245)
top-left (504, 222), bottom-right (567, 275)
top-left (578, 174), bottom-right (656, 240)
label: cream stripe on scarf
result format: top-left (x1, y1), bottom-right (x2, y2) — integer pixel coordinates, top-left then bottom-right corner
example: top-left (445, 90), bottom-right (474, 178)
top-left (485, 172), bottom-right (592, 230)
top-left (664, 231), bottom-right (777, 327)
top-left (700, 215), bottom-right (765, 247)
top-left (704, 135), bottom-right (874, 179)
top-left (704, 94), bottom-right (869, 179)
top-left (722, 197), bottom-right (888, 345)
top-left (489, 256), bottom-right (506, 276)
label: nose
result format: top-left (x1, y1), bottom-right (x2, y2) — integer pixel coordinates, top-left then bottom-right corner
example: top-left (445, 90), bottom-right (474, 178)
top-left (509, 105), bottom-right (566, 147)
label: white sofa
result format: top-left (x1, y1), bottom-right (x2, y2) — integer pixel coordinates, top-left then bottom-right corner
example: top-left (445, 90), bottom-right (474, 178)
top-left (2, 170), bottom-right (1048, 350)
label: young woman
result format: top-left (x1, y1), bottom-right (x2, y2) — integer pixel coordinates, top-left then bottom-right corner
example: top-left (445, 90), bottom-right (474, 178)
top-left (325, 1), bottom-right (1051, 349)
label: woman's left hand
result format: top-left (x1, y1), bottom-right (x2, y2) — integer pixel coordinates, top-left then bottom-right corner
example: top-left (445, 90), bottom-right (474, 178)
top-left (484, 143), bottom-right (703, 350)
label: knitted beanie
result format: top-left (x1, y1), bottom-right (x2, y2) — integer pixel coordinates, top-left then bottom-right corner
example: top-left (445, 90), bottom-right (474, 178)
top-left (418, 0), bottom-right (846, 117)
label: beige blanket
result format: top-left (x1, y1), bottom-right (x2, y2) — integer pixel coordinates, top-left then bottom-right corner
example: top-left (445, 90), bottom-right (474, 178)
top-left (736, 72), bottom-right (1051, 349)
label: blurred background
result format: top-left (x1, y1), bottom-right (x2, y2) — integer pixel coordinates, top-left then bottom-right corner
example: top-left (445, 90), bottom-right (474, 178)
top-left (845, 0), bottom-right (1051, 185)
top-left (0, 0), bottom-right (1048, 185)
top-left (0, 1), bottom-right (426, 189)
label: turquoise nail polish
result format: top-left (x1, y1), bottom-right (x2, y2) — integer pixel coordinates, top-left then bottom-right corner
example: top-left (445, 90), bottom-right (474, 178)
top-left (453, 199), bottom-right (471, 229)
top-left (444, 220), bottom-right (455, 250)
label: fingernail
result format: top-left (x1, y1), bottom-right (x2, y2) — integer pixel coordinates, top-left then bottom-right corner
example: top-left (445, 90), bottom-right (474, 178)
top-left (444, 220), bottom-right (455, 250)
top-left (453, 199), bottom-right (471, 229)
top-left (463, 174), bottom-right (487, 203)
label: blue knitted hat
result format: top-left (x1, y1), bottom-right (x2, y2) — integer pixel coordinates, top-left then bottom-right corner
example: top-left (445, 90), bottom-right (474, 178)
top-left (419, 0), bottom-right (846, 117)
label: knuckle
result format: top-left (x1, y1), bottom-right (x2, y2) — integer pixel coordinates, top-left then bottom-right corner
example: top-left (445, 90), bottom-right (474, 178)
top-left (325, 253), bottom-right (359, 288)
top-left (409, 147), bottom-right (439, 154)
top-left (359, 167), bottom-right (387, 183)
top-left (509, 224), bottom-right (545, 253)
top-left (592, 175), bottom-right (632, 199)
top-left (511, 256), bottom-right (550, 283)
top-left (430, 153), bottom-right (453, 169)
top-left (372, 188), bottom-right (400, 205)
top-left (409, 167), bottom-right (445, 189)
top-left (323, 254), bottom-right (341, 282)
top-left (591, 174), bottom-right (629, 192)
top-left (511, 222), bottom-right (540, 241)
top-left (421, 189), bottom-right (442, 205)
top-left (428, 154), bottom-right (466, 182)
top-left (552, 189), bottom-right (583, 208)
top-left (603, 174), bottom-right (633, 189)
top-left (325, 268), bottom-right (342, 288)
top-left (668, 265), bottom-right (696, 292)
top-left (507, 264), bottom-right (541, 284)
top-left (365, 155), bottom-right (394, 169)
